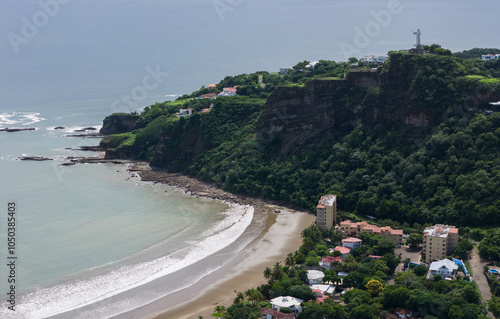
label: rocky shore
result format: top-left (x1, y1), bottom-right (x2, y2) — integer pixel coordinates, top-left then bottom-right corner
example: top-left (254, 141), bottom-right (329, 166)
top-left (128, 161), bottom-right (291, 213)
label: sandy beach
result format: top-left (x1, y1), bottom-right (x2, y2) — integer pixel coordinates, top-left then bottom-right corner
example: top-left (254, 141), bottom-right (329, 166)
top-left (115, 162), bottom-right (316, 319)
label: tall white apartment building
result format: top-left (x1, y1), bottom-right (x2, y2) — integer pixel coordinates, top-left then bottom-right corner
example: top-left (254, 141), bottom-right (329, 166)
top-left (422, 224), bottom-right (459, 263)
top-left (316, 195), bottom-right (337, 229)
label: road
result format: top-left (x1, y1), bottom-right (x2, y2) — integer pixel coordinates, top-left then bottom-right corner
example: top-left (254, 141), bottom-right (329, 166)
top-left (469, 248), bottom-right (494, 318)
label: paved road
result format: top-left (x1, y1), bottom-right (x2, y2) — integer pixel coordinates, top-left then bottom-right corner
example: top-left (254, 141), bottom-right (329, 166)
top-left (469, 249), bottom-right (493, 318)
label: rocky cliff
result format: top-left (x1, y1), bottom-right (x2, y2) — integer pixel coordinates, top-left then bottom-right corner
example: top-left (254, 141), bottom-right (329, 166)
top-left (100, 113), bottom-right (139, 135)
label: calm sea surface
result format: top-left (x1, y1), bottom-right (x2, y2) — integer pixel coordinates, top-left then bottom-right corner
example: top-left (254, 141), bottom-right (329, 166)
top-left (0, 0), bottom-right (497, 317)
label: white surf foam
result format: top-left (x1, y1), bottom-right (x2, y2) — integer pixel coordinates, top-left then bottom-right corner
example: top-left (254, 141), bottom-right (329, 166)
top-left (0, 112), bottom-right (46, 126)
top-left (0, 204), bottom-right (254, 319)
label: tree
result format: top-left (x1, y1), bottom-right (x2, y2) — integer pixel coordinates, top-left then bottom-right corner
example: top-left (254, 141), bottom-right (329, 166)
top-left (413, 264), bottom-right (428, 277)
top-left (348, 57), bottom-right (359, 64)
top-left (289, 285), bottom-right (317, 301)
top-left (365, 279), bottom-right (383, 296)
top-left (343, 289), bottom-right (371, 307)
top-left (272, 262), bottom-right (284, 281)
top-left (285, 253), bottom-right (296, 268)
top-left (343, 272), bottom-right (366, 289)
top-left (374, 237), bottom-right (395, 255)
top-left (213, 305), bottom-right (226, 318)
top-left (462, 284), bottom-right (480, 304)
top-left (298, 302), bottom-right (347, 319)
top-left (448, 305), bottom-right (465, 319)
top-left (233, 291), bottom-right (245, 304)
top-left (407, 233), bottom-right (423, 248)
top-left (263, 267), bottom-right (272, 281)
top-left (225, 303), bottom-right (261, 319)
top-left (348, 304), bottom-right (376, 319)
top-left (454, 239), bottom-right (474, 260)
top-left (381, 285), bottom-right (410, 309)
top-left (488, 296), bottom-right (500, 318)
top-left (244, 288), bottom-right (263, 304)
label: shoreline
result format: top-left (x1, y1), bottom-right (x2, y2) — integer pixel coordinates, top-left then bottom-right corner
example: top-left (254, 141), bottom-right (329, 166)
top-left (114, 161), bottom-right (315, 319)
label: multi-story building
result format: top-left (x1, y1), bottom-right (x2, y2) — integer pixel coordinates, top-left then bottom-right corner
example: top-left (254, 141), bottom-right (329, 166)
top-left (342, 237), bottom-right (363, 249)
top-left (316, 195), bottom-right (337, 229)
top-left (422, 224), bottom-right (459, 263)
top-left (338, 220), bottom-right (403, 246)
top-left (482, 54), bottom-right (500, 62)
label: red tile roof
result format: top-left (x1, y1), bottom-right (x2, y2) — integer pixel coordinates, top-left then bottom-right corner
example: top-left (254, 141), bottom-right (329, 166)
top-left (334, 246), bottom-right (351, 255)
top-left (260, 308), bottom-right (295, 319)
top-left (321, 256), bottom-right (342, 264)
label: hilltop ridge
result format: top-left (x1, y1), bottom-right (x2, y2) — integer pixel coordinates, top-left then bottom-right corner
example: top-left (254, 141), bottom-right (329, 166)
top-left (99, 51), bottom-right (500, 227)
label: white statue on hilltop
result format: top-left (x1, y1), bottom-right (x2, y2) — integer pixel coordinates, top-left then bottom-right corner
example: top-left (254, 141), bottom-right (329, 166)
top-left (413, 29), bottom-right (422, 49)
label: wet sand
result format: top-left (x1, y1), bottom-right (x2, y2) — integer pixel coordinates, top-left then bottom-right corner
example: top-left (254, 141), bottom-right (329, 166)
top-left (117, 162), bottom-right (315, 319)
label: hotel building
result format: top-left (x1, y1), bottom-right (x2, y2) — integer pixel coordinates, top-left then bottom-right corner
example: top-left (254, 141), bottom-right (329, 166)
top-left (422, 224), bottom-right (459, 263)
top-left (316, 195), bottom-right (337, 229)
top-left (338, 220), bottom-right (403, 246)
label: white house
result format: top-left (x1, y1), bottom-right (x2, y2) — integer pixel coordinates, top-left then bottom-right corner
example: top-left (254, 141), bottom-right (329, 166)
top-left (360, 55), bottom-right (388, 65)
top-left (361, 55), bottom-right (375, 64)
top-left (279, 67), bottom-right (293, 75)
top-left (307, 270), bottom-right (325, 285)
top-left (342, 237), bottom-right (363, 249)
top-left (482, 54), bottom-right (500, 62)
top-left (395, 307), bottom-right (414, 318)
top-left (306, 61), bottom-right (319, 68)
top-left (178, 108), bottom-right (193, 117)
top-left (218, 87), bottom-right (237, 97)
top-left (429, 259), bottom-right (459, 279)
top-left (310, 284), bottom-right (336, 294)
top-left (270, 296), bottom-right (303, 314)
top-left (376, 55), bottom-right (389, 63)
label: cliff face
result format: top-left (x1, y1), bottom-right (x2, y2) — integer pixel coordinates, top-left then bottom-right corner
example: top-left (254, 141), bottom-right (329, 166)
top-left (100, 113), bottom-right (139, 135)
top-left (255, 69), bottom-right (434, 155)
top-left (150, 119), bottom-right (205, 169)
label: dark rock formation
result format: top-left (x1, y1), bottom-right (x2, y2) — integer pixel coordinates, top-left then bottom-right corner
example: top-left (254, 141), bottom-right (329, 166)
top-left (1, 128), bottom-right (36, 132)
top-left (17, 156), bottom-right (52, 161)
top-left (100, 113), bottom-right (139, 135)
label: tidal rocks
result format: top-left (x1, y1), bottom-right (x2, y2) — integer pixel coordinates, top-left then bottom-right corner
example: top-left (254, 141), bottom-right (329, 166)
top-left (0, 128), bottom-right (36, 132)
top-left (17, 156), bottom-right (53, 161)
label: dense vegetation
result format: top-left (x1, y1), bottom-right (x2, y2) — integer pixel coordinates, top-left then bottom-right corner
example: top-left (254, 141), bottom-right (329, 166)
top-left (215, 225), bottom-right (485, 319)
top-left (103, 49), bottom-right (500, 229)
top-left (190, 54), bottom-right (500, 228)
top-left (454, 48), bottom-right (500, 59)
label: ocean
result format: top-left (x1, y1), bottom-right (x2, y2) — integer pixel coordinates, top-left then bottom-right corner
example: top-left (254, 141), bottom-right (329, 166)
top-left (0, 0), bottom-right (498, 318)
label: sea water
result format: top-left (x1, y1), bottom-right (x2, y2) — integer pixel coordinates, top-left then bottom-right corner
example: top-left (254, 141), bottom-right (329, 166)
top-left (0, 113), bottom-right (259, 318)
top-left (1, 1), bottom-right (497, 317)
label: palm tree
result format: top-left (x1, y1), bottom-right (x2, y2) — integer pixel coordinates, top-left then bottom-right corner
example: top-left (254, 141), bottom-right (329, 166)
top-left (287, 266), bottom-right (298, 278)
top-left (213, 305), bottom-right (226, 318)
top-left (285, 253), bottom-right (295, 268)
top-left (233, 292), bottom-right (245, 304)
top-left (272, 262), bottom-right (283, 281)
top-left (263, 267), bottom-right (272, 281)
top-left (245, 288), bottom-right (263, 304)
